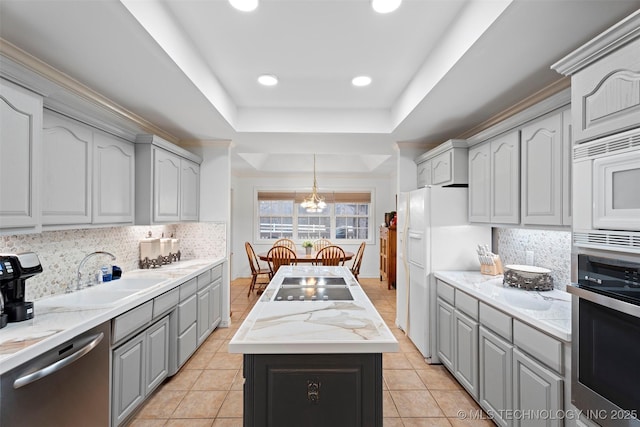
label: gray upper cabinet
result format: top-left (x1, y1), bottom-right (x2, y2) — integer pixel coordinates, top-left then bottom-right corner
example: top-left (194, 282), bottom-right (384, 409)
top-left (491, 132), bottom-right (521, 224)
top-left (415, 140), bottom-right (468, 188)
top-left (416, 159), bottom-right (432, 188)
top-left (521, 111), bottom-right (564, 226)
top-left (569, 38), bottom-right (640, 144)
top-left (42, 110), bottom-right (92, 225)
top-left (135, 134), bottom-right (201, 225)
top-left (469, 131), bottom-right (520, 224)
top-left (468, 143), bottom-right (491, 222)
top-left (561, 109), bottom-right (572, 226)
top-left (93, 132), bottom-right (135, 224)
top-left (180, 159), bottom-right (200, 222)
top-left (153, 147), bottom-right (181, 223)
top-left (0, 79), bottom-right (42, 232)
top-left (41, 110), bottom-right (135, 228)
top-left (552, 13), bottom-right (640, 144)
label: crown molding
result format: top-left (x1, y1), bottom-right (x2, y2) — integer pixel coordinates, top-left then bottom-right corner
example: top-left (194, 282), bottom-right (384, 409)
top-left (0, 38), bottom-right (178, 143)
top-left (462, 78), bottom-right (571, 146)
top-left (552, 10), bottom-right (640, 76)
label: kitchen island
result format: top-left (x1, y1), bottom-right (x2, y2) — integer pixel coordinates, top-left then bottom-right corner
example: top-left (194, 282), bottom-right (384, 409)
top-left (229, 265), bottom-right (398, 427)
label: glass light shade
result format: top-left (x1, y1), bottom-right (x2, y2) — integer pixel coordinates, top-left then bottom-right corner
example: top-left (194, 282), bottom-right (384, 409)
top-left (352, 75), bottom-right (372, 87)
top-left (371, 0), bottom-right (401, 13)
top-left (229, 0), bottom-right (258, 12)
top-left (258, 74), bottom-right (278, 86)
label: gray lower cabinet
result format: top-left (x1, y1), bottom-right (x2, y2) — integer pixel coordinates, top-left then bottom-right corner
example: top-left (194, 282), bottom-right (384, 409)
top-left (197, 284), bottom-right (212, 345)
top-left (211, 277), bottom-right (222, 328)
top-left (146, 317), bottom-right (170, 395)
top-left (112, 315), bottom-right (169, 426)
top-left (479, 326), bottom-right (513, 427)
top-left (436, 297), bottom-right (455, 371)
top-left (177, 292), bottom-right (198, 368)
top-left (513, 348), bottom-right (563, 427)
top-left (454, 310), bottom-right (479, 399)
top-left (436, 279), bottom-right (567, 427)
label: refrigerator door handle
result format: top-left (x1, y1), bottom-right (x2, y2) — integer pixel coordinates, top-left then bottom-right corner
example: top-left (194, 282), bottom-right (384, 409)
top-left (401, 195), bottom-right (411, 334)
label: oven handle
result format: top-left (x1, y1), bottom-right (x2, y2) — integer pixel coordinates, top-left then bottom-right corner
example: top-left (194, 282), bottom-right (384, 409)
top-left (568, 285), bottom-right (640, 319)
top-left (13, 332), bottom-right (104, 389)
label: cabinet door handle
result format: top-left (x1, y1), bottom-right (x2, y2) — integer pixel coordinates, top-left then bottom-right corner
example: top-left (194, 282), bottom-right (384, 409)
top-left (14, 332), bottom-right (104, 389)
top-left (307, 379), bottom-right (320, 404)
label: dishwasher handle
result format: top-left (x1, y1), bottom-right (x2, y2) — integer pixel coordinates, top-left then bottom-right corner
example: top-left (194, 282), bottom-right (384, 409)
top-left (13, 332), bottom-right (104, 389)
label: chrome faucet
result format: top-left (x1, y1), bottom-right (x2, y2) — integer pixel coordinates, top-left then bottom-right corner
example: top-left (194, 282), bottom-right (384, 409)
top-left (75, 251), bottom-right (116, 291)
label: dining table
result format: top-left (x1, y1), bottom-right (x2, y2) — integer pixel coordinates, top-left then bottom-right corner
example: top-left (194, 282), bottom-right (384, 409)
top-left (258, 250), bottom-right (354, 263)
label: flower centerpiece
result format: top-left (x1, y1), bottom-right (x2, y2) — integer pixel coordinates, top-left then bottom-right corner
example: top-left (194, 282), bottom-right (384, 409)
top-left (302, 240), bottom-right (313, 255)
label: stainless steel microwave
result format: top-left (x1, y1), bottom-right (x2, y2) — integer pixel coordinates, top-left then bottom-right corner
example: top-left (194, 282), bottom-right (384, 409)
top-left (573, 127), bottom-right (640, 254)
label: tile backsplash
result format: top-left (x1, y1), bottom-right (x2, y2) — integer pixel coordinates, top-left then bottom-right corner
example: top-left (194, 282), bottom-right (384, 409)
top-left (0, 222), bottom-right (226, 300)
top-left (495, 228), bottom-right (571, 291)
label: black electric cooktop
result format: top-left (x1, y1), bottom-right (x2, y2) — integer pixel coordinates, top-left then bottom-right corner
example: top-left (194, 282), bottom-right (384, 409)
top-left (281, 277), bottom-right (347, 286)
top-left (275, 276), bottom-right (353, 301)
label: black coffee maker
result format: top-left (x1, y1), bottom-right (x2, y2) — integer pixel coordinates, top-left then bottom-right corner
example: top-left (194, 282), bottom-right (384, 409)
top-left (0, 252), bottom-right (43, 325)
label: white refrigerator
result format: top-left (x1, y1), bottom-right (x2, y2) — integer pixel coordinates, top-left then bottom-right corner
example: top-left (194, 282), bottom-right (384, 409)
top-left (396, 186), bottom-right (491, 362)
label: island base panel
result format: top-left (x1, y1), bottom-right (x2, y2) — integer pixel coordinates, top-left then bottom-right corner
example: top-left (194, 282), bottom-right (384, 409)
top-left (243, 353), bottom-right (382, 427)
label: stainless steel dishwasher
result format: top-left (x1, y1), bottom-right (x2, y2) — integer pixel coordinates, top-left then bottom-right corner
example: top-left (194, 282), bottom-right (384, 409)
top-left (1, 322), bottom-right (110, 426)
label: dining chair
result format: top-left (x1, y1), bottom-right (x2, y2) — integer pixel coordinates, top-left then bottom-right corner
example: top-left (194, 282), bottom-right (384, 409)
top-left (312, 238), bottom-right (332, 251)
top-left (245, 242), bottom-right (272, 296)
top-left (314, 245), bottom-right (346, 266)
top-left (273, 238), bottom-right (296, 251)
top-left (267, 245), bottom-right (298, 276)
top-left (350, 242), bottom-right (366, 280)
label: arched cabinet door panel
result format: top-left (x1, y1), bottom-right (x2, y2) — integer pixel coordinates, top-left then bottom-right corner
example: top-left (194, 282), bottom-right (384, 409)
top-left (42, 110), bottom-right (92, 225)
top-left (571, 38), bottom-right (640, 143)
top-left (0, 79), bottom-right (42, 232)
top-left (93, 132), bottom-right (135, 224)
top-left (521, 112), bottom-right (563, 226)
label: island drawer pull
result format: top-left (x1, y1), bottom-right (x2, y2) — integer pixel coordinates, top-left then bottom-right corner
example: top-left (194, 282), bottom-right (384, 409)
top-left (307, 379), bottom-right (321, 404)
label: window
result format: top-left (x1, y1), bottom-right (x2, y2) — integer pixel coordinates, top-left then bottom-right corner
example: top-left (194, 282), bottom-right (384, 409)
top-left (257, 191), bottom-right (371, 241)
top-left (335, 203), bottom-right (369, 240)
top-left (258, 199), bottom-right (293, 239)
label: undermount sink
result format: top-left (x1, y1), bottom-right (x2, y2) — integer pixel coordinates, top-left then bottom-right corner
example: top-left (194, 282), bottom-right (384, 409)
top-left (106, 277), bottom-right (166, 291)
top-left (37, 277), bottom-right (166, 308)
top-left (37, 287), bottom-right (141, 308)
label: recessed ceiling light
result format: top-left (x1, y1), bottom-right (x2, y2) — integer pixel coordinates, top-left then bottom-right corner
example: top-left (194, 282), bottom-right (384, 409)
top-left (258, 74), bottom-right (278, 86)
top-left (371, 0), bottom-right (401, 14)
top-left (352, 76), bottom-right (372, 87)
top-left (229, 0), bottom-right (258, 12)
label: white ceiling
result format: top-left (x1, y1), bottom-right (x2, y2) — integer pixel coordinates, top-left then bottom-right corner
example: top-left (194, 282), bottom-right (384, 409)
top-left (1, 0), bottom-right (639, 176)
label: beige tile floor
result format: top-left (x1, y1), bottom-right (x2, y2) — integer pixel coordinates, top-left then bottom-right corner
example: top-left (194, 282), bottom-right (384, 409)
top-left (128, 277), bottom-right (492, 427)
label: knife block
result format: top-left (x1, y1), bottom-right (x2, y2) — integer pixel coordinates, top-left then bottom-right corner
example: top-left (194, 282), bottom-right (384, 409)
top-left (480, 255), bottom-right (503, 276)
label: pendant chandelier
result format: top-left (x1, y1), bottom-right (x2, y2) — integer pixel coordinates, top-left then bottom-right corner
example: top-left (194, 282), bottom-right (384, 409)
top-left (301, 154), bottom-right (327, 213)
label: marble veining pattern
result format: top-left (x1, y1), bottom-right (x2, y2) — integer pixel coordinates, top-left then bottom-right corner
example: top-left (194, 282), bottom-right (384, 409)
top-left (434, 270), bottom-right (571, 341)
top-left (0, 258), bottom-right (223, 374)
top-left (229, 266), bottom-right (398, 354)
top-left (242, 301), bottom-right (380, 342)
top-left (496, 228), bottom-right (571, 291)
top-left (0, 222), bottom-right (226, 300)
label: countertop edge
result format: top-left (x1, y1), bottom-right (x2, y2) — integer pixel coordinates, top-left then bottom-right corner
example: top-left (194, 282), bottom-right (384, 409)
top-left (433, 271), bottom-right (572, 342)
top-left (0, 257), bottom-right (225, 375)
top-left (228, 266), bottom-right (399, 355)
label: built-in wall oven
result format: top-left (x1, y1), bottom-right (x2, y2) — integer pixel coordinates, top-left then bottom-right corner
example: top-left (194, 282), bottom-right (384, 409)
top-left (568, 254), bottom-right (640, 427)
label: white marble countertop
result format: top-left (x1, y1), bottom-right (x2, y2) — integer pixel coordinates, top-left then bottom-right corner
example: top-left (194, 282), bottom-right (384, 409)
top-left (0, 258), bottom-right (224, 375)
top-left (434, 271), bottom-right (571, 342)
top-left (228, 266), bottom-right (398, 354)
